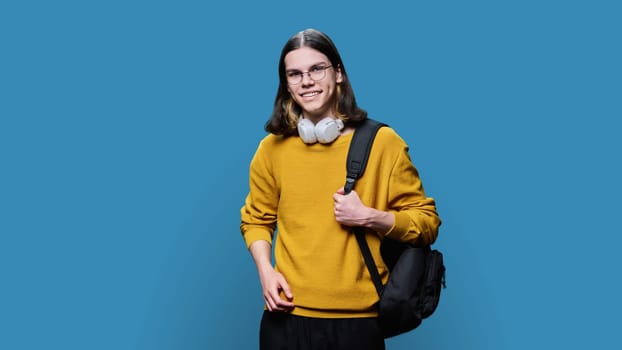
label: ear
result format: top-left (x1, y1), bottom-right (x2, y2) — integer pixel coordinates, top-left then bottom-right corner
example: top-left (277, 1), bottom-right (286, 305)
top-left (335, 66), bottom-right (343, 83)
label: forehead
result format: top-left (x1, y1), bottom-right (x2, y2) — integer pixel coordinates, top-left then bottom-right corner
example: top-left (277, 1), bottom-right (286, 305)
top-left (284, 47), bottom-right (330, 70)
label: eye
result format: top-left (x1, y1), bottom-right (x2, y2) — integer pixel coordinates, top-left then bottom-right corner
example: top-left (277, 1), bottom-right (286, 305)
top-left (310, 66), bottom-right (325, 73)
top-left (287, 71), bottom-right (302, 78)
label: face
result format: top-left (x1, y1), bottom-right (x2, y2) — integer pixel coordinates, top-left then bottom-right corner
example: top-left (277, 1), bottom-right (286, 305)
top-left (284, 47), bottom-right (343, 123)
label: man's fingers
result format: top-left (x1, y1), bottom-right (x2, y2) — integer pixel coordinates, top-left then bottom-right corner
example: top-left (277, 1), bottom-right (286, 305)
top-left (264, 294), bottom-right (275, 311)
top-left (274, 288), bottom-right (294, 310)
top-left (332, 193), bottom-right (341, 202)
top-left (265, 280), bottom-right (294, 312)
top-left (266, 292), bottom-right (284, 311)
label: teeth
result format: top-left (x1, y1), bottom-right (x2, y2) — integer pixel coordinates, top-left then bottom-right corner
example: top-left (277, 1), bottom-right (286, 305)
top-left (302, 91), bottom-right (320, 97)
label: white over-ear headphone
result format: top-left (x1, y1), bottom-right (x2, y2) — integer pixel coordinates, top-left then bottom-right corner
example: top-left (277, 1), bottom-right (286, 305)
top-left (297, 116), bottom-right (345, 144)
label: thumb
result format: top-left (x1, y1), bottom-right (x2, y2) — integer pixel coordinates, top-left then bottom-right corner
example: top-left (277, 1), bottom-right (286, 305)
top-left (336, 187), bottom-right (345, 195)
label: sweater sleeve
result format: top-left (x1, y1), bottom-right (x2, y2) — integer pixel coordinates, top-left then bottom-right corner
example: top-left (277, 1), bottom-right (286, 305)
top-left (240, 138), bottom-right (279, 248)
top-left (383, 139), bottom-right (441, 245)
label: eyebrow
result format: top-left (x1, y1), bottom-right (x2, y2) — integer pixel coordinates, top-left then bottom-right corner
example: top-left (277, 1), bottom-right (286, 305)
top-left (285, 62), bottom-right (329, 72)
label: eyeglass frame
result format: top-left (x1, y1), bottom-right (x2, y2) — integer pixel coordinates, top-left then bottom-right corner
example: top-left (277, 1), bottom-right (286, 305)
top-left (285, 65), bottom-right (334, 85)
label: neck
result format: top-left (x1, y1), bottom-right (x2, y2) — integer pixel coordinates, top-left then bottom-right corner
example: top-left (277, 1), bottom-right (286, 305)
top-left (303, 113), bottom-right (335, 125)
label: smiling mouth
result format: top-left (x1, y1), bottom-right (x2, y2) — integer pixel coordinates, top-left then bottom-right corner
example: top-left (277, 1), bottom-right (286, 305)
top-left (301, 91), bottom-right (321, 97)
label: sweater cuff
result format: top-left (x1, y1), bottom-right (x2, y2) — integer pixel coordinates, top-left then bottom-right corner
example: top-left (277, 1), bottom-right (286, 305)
top-left (243, 227), bottom-right (273, 248)
top-left (383, 211), bottom-right (411, 240)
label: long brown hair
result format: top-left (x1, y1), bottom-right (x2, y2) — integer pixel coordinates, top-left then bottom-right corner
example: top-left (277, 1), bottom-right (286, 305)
top-left (265, 29), bottom-right (367, 136)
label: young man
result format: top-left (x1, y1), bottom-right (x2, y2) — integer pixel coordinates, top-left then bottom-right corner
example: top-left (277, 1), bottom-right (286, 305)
top-left (240, 28), bottom-right (441, 350)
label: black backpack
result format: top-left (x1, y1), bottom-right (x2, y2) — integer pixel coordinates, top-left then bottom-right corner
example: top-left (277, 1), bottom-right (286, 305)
top-left (344, 118), bottom-right (446, 339)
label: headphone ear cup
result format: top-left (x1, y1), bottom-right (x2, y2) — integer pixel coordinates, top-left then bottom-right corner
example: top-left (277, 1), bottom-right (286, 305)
top-left (297, 118), bottom-right (317, 143)
top-left (315, 118), bottom-right (344, 144)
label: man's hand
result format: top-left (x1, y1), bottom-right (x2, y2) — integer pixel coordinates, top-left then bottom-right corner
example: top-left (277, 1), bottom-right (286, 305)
top-left (333, 187), bottom-right (395, 232)
top-left (332, 187), bottom-right (371, 227)
top-left (258, 265), bottom-right (294, 312)
top-left (249, 240), bottom-right (294, 312)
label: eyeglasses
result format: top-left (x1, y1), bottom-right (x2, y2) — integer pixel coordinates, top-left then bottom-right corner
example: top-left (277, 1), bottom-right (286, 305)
top-left (286, 65), bottom-right (333, 85)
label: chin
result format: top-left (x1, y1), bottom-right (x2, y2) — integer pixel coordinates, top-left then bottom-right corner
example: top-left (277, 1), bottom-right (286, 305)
top-left (301, 105), bottom-right (329, 118)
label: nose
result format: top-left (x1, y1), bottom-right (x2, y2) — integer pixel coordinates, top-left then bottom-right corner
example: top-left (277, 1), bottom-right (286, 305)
top-left (301, 72), bottom-right (315, 85)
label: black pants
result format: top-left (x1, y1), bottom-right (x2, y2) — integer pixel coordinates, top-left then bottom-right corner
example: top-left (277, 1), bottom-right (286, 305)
top-left (260, 311), bottom-right (385, 350)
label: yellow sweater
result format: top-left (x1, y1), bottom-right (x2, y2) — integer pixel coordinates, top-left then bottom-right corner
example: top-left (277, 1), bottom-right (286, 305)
top-left (240, 126), bottom-right (441, 318)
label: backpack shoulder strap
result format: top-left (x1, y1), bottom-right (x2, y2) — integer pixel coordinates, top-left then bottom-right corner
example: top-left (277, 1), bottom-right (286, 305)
top-left (344, 118), bottom-right (388, 296)
top-left (344, 118), bottom-right (387, 193)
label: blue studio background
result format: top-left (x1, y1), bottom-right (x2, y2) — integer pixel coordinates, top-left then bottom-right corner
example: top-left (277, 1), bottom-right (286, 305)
top-left (1, 0), bottom-right (620, 349)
